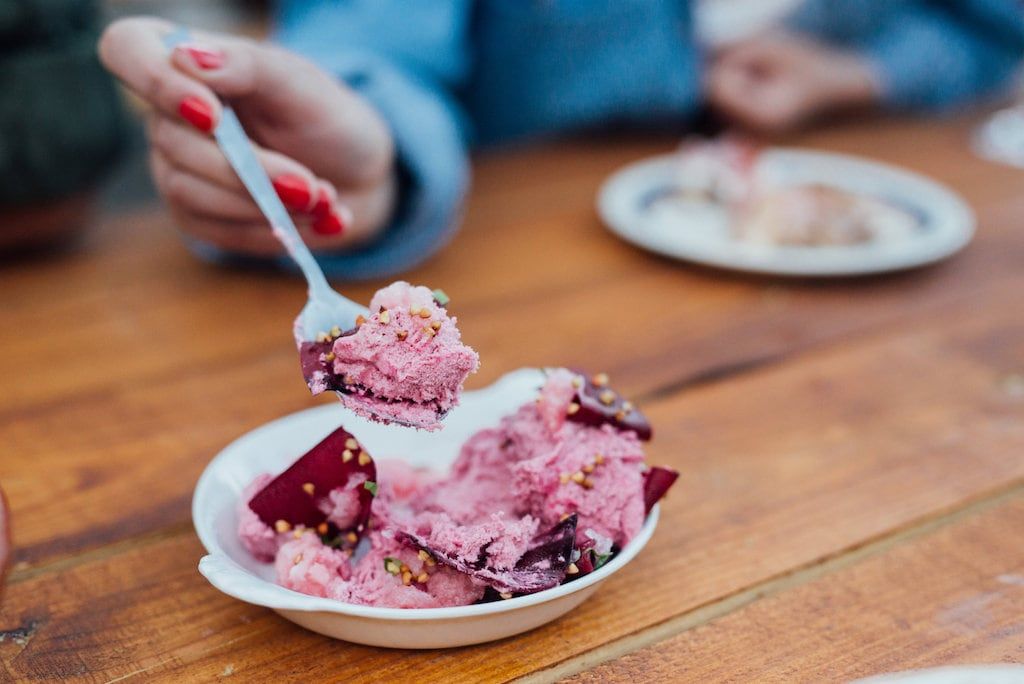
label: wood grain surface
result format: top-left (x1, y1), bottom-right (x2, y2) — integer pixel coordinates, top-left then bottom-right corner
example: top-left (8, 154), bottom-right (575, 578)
top-left (567, 497), bottom-right (1024, 683)
top-left (2, 115), bottom-right (1023, 682)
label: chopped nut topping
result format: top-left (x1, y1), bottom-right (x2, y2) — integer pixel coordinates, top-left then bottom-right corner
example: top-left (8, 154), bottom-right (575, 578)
top-left (560, 512), bottom-right (571, 522)
top-left (559, 473), bottom-right (570, 485)
top-left (354, 315), bottom-right (366, 327)
top-left (622, 401), bottom-right (634, 412)
top-left (274, 520), bottom-right (291, 533)
top-left (582, 464), bottom-right (594, 474)
top-left (418, 309), bottom-right (432, 319)
top-left (615, 411), bottom-right (626, 421)
top-left (401, 571), bottom-right (412, 586)
top-left (330, 325), bottom-right (342, 337)
top-left (594, 453), bottom-right (605, 465)
top-left (358, 451), bottom-right (372, 466)
top-left (302, 482), bottom-right (315, 496)
top-left (379, 310), bottom-right (391, 324)
top-left (396, 329), bottom-right (409, 341)
top-left (422, 326), bottom-right (436, 338)
top-left (292, 529), bottom-right (303, 539)
top-left (346, 531), bottom-right (358, 544)
top-left (430, 320), bottom-right (442, 331)
top-left (418, 550), bottom-right (431, 562)
top-left (385, 558), bottom-right (401, 575)
top-left (425, 557), bottom-right (436, 567)
top-left (416, 572), bottom-right (429, 583)
top-left (315, 332), bottom-right (331, 343)
top-left (409, 306), bottom-right (421, 316)
top-left (592, 372), bottom-right (610, 387)
top-left (317, 522), bottom-right (329, 535)
top-left (570, 471), bottom-right (586, 484)
top-left (571, 376), bottom-right (583, 389)
top-left (324, 352), bottom-right (336, 362)
top-left (345, 438), bottom-right (359, 450)
top-left (293, 554), bottom-right (303, 565)
top-left (581, 478), bottom-right (594, 489)
top-left (567, 402), bottom-right (580, 415)
top-left (566, 562), bottom-right (579, 575)
top-left (499, 592), bottom-right (513, 600)
top-left (599, 389), bottom-right (616, 406)
top-left (342, 449), bottom-right (354, 462)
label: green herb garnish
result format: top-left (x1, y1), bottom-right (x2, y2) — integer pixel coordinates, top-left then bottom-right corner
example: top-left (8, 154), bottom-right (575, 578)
top-left (364, 481), bottom-right (378, 496)
top-left (383, 557), bottom-right (402, 575)
top-left (432, 288), bottom-right (450, 306)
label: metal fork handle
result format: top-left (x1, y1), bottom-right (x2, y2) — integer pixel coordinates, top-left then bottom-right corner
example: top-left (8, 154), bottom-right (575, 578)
top-left (162, 27), bottom-right (333, 302)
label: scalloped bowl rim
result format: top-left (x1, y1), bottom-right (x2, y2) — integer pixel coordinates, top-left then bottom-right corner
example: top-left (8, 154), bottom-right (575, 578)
top-left (192, 367), bottom-right (660, 622)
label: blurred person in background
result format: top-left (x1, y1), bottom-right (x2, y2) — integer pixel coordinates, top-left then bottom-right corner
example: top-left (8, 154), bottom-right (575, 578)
top-left (1, 0), bottom-right (127, 254)
top-left (98, 0), bottom-right (1024, 279)
top-left (711, 0), bottom-right (1024, 133)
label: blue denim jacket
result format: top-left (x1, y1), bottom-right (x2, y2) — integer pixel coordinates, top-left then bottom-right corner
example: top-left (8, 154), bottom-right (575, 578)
top-left (260, 0), bottom-right (1022, 280)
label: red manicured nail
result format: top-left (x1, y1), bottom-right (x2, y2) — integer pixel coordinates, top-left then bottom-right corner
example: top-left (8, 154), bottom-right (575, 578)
top-left (313, 211), bottom-right (344, 236)
top-left (178, 44), bottom-right (225, 70)
top-left (272, 174), bottom-right (312, 211)
top-left (178, 96), bottom-right (214, 132)
top-left (311, 188), bottom-right (332, 218)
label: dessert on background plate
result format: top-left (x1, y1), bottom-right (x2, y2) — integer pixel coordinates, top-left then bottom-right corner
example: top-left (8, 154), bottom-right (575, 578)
top-left (237, 369), bottom-right (678, 608)
top-left (735, 183), bottom-right (918, 247)
top-left (298, 281), bottom-right (479, 431)
top-left (670, 138), bottom-right (921, 247)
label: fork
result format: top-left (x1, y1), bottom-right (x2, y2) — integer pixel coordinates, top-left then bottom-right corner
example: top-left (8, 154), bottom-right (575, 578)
top-left (163, 28), bottom-right (369, 340)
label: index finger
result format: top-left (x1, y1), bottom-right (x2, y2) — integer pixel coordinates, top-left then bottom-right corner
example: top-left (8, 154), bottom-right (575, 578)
top-left (98, 17), bottom-right (221, 132)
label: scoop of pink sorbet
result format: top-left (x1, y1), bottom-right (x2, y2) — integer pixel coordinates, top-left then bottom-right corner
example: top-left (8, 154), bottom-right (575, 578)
top-left (297, 282), bottom-right (479, 430)
top-left (330, 282), bottom-right (478, 429)
top-left (412, 368), bottom-right (648, 549)
top-left (239, 368), bottom-right (672, 608)
top-left (275, 531), bottom-right (351, 598)
top-left (237, 473), bottom-right (279, 562)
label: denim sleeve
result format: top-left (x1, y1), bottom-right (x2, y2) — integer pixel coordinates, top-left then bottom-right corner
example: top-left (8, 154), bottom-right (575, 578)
top-left (266, 1), bottom-right (472, 280)
top-left (788, 0), bottom-right (1024, 111)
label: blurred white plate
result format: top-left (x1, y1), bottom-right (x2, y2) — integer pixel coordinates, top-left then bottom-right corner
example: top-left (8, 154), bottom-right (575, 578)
top-left (597, 148), bottom-right (975, 277)
top-left (192, 368), bottom-right (661, 649)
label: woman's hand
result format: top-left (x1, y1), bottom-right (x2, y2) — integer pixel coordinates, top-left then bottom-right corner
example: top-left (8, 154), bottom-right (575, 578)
top-left (99, 17), bottom-right (397, 257)
top-left (708, 34), bottom-right (879, 134)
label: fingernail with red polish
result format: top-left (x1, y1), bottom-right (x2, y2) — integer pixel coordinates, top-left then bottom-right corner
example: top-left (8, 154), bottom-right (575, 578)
top-left (272, 175), bottom-right (312, 211)
top-left (178, 43), bottom-right (225, 70)
top-left (178, 96), bottom-right (214, 133)
top-left (313, 210), bottom-right (345, 236)
top-left (311, 188), bottom-right (332, 218)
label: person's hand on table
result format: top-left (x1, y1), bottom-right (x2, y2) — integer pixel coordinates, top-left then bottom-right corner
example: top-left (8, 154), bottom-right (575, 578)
top-left (99, 17), bottom-right (397, 257)
top-left (708, 34), bottom-right (879, 134)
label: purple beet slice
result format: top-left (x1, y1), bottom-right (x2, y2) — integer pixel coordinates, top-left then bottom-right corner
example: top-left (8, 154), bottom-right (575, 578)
top-left (298, 329), bottom-right (358, 397)
top-left (396, 514), bottom-right (579, 595)
top-left (643, 466), bottom-right (679, 514)
top-left (248, 426), bottom-right (376, 545)
top-left (567, 371), bottom-right (652, 441)
top-left (299, 339), bottom-right (335, 396)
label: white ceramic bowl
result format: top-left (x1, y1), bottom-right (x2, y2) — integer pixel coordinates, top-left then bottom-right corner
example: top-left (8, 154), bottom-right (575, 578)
top-left (192, 368), bottom-right (661, 649)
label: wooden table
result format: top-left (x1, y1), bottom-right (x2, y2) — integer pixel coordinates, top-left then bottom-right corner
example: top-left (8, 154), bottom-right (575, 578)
top-left (2, 115), bottom-right (1023, 682)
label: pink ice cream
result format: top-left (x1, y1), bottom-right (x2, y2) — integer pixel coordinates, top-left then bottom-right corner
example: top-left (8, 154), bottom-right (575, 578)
top-left (238, 369), bottom-right (677, 608)
top-left (298, 282), bottom-right (478, 430)
top-left (411, 368), bottom-right (649, 550)
top-left (237, 473), bottom-right (279, 561)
